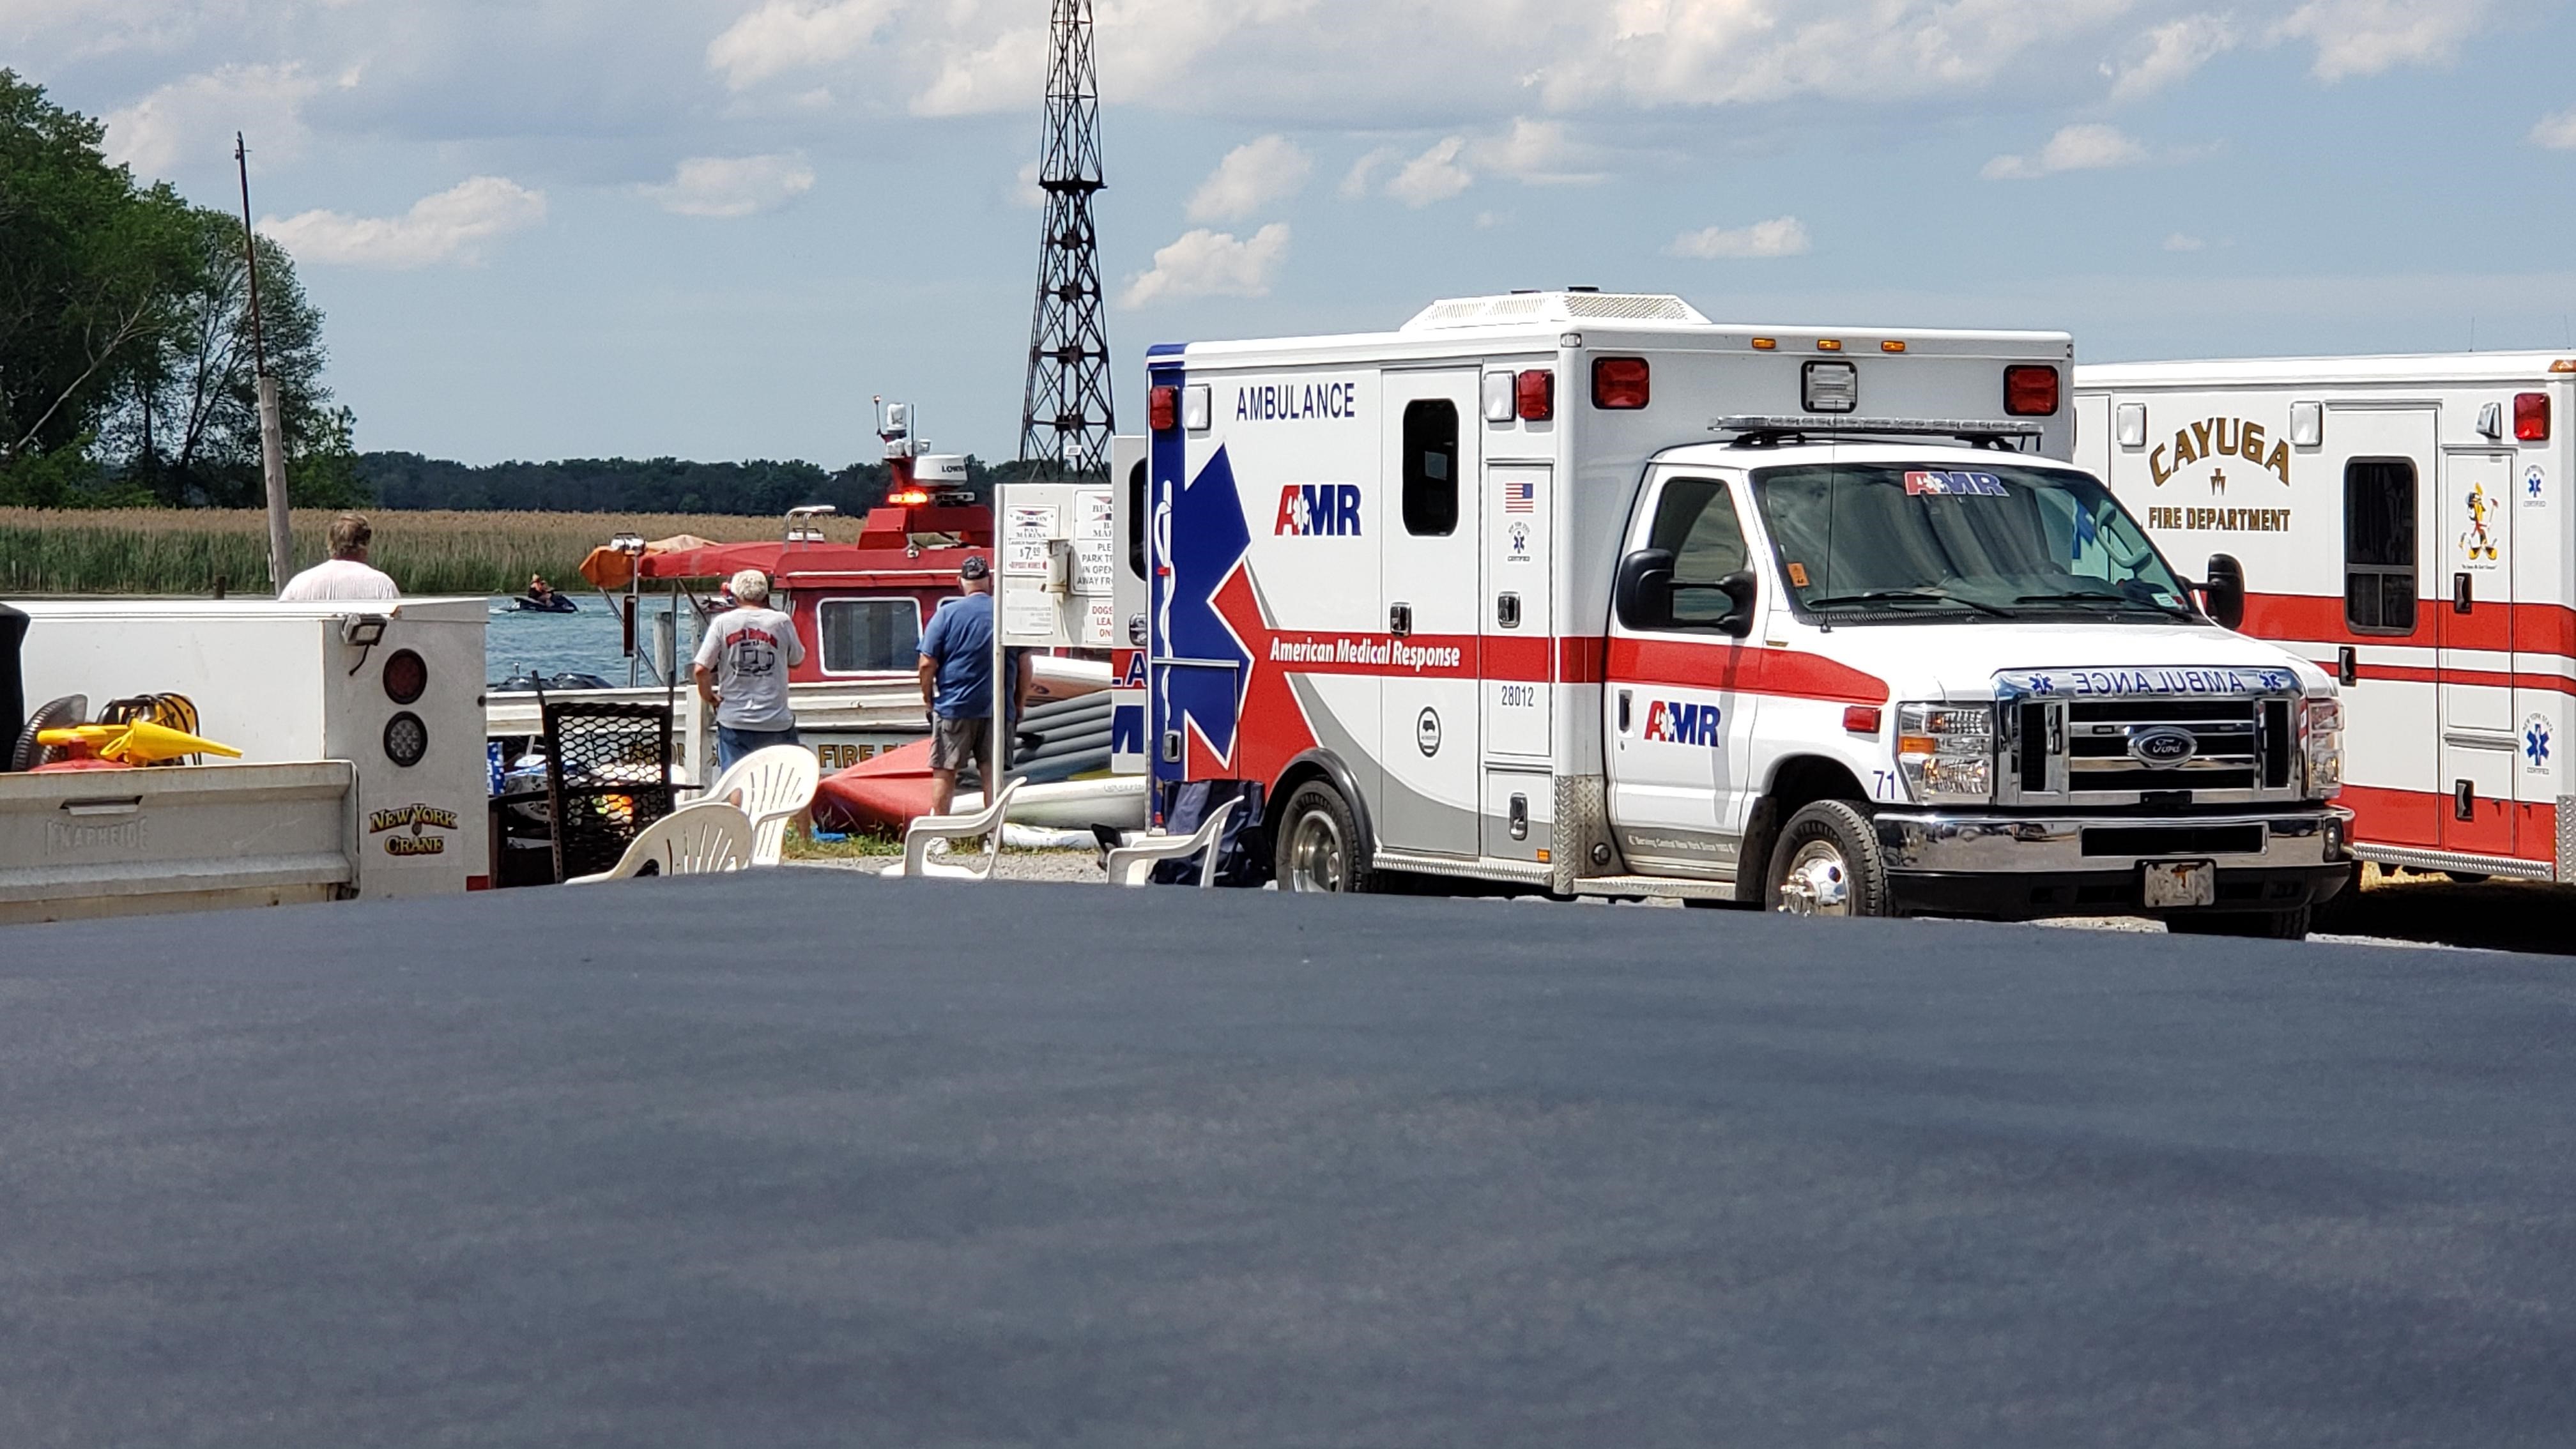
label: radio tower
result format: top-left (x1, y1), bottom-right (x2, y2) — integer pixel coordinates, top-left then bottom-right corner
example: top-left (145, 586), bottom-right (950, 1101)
top-left (1018, 0), bottom-right (1114, 474)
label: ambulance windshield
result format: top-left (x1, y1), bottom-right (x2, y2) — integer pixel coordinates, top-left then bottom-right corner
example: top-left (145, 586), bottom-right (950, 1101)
top-left (1752, 462), bottom-right (2195, 622)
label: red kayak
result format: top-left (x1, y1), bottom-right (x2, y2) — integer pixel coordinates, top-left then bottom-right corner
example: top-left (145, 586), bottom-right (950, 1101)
top-left (811, 738), bottom-right (940, 834)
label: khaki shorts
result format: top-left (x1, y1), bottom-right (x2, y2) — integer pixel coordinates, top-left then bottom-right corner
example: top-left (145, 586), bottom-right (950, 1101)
top-left (929, 715), bottom-right (990, 772)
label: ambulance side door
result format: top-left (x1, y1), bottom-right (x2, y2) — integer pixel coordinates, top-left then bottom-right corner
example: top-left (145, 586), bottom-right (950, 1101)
top-left (1377, 370), bottom-right (1482, 857)
top-left (1604, 470), bottom-right (1763, 880)
top-left (2439, 446), bottom-right (2518, 855)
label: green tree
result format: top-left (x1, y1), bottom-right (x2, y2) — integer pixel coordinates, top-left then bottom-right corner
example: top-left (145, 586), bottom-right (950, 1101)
top-left (0, 70), bottom-right (197, 498)
top-left (106, 208), bottom-right (349, 507)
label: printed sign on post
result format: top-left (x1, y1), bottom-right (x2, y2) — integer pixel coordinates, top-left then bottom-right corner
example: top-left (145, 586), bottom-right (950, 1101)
top-left (1004, 505), bottom-right (1059, 578)
top-left (1075, 489), bottom-right (1116, 597)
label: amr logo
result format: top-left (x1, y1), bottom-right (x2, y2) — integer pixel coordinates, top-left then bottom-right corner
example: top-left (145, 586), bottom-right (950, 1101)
top-left (1275, 483), bottom-right (1364, 537)
top-left (1643, 700), bottom-right (1723, 746)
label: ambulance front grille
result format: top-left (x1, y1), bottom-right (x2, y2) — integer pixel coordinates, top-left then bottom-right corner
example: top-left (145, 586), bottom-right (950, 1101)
top-left (2006, 696), bottom-right (2295, 804)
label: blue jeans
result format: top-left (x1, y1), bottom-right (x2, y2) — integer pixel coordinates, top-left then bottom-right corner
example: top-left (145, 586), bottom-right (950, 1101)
top-left (716, 724), bottom-right (800, 772)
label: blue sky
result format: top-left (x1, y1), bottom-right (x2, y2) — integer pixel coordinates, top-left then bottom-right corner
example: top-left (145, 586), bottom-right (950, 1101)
top-left (12, 0), bottom-right (2576, 466)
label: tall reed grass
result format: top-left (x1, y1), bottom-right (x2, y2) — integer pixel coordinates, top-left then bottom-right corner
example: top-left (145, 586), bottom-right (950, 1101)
top-left (0, 509), bottom-right (836, 596)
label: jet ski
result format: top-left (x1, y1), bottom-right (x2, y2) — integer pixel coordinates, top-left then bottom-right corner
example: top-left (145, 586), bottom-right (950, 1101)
top-left (512, 592), bottom-right (579, 613)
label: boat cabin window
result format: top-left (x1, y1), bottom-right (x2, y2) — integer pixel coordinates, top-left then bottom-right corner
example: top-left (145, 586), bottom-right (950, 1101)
top-left (2343, 457), bottom-right (2416, 634)
top-left (817, 598), bottom-right (924, 674)
top-left (1402, 399), bottom-right (1459, 537)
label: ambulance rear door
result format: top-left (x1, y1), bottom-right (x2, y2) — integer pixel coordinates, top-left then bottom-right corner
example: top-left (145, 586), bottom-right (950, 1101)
top-left (1110, 433), bottom-right (1148, 774)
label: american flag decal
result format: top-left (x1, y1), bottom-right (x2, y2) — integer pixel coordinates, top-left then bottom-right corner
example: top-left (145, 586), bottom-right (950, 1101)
top-left (1504, 479), bottom-right (1537, 513)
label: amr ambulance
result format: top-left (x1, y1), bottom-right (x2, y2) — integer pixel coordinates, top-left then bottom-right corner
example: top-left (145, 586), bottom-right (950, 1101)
top-left (1137, 291), bottom-right (2353, 935)
top-left (2078, 351), bottom-right (2576, 885)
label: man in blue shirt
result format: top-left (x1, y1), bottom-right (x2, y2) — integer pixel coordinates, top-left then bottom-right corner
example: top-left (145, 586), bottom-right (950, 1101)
top-left (917, 556), bottom-right (1032, 816)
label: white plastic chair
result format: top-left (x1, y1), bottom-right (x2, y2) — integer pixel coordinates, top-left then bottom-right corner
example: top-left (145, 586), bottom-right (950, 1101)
top-left (884, 778), bottom-right (1023, 881)
top-left (703, 744), bottom-right (820, 866)
top-left (568, 801), bottom-right (753, 884)
top-left (1104, 798), bottom-right (1242, 887)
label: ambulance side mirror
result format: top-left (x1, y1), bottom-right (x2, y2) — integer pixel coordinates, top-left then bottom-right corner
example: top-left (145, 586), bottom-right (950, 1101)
top-left (1614, 548), bottom-right (1676, 630)
top-left (1713, 570), bottom-right (1759, 639)
top-left (2200, 553), bottom-right (2246, 631)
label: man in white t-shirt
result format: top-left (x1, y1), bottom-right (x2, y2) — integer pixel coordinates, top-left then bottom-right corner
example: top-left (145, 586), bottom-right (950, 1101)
top-left (692, 569), bottom-right (808, 770)
top-left (278, 514), bottom-right (401, 601)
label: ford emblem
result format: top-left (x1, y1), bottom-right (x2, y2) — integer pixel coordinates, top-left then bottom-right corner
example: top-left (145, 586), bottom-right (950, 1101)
top-left (2129, 725), bottom-right (2198, 768)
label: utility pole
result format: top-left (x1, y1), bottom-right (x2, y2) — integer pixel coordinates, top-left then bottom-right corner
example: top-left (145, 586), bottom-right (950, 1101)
top-left (236, 133), bottom-right (293, 595)
top-left (1018, 0), bottom-right (1114, 475)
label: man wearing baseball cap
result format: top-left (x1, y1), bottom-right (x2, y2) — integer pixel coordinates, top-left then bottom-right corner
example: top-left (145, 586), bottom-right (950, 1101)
top-left (916, 555), bottom-right (1031, 816)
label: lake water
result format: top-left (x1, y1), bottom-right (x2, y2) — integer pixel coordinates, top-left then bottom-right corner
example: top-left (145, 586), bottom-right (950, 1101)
top-left (483, 596), bottom-right (704, 687)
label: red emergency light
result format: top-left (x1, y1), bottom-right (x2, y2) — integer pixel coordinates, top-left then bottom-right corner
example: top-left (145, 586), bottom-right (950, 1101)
top-left (1592, 357), bottom-right (1650, 410)
top-left (887, 487), bottom-right (931, 507)
top-left (1515, 369), bottom-right (1555, 422)
top-left (1149, 385), bottom-right (1179, 432)
top-left (2004, 365), bottom-right (2060, 417)
top-left (2515, 392), bottom-right (2550, 443)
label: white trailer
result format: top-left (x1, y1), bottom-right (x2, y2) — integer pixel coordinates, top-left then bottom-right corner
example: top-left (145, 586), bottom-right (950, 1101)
top-left (5, 598), bottom-right (489, 921)
top-left (2077, 353), bottom-right (2575, 883)
top-left (1137, 292), bottom-right (2353, 934)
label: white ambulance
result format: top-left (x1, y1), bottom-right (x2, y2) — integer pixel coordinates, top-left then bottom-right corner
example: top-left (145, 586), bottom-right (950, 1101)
top-left (1134, 291), bottom-right (2354, 935)
top-left (2077, 351), bottom-right (2576, 886)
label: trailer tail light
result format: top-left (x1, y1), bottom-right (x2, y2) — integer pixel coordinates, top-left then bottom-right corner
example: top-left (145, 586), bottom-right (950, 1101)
top-left (2005, 365), bottom-right (2060, 417)
top-left (1515, 369), bottom-right (1555, 421)
top-left (381, 648), bottom-right (427, 705)
top-left (1148, 385), bottom-right (1179, 432)
top-left (2515, 392), bottom-right (2550, 442)
top-left (1592, 357), bottom-right (1650, 410)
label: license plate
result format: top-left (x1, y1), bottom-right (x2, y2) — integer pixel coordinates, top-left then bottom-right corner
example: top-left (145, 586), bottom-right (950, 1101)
top-left (2142, 859), bottom-right (2216, 909)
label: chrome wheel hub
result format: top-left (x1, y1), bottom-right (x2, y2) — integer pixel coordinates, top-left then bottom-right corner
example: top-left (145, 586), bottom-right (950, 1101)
top-left (1287, 811), bottom-right (1346, 893)
top-left (1775, 841), bottom-right (1853, 917)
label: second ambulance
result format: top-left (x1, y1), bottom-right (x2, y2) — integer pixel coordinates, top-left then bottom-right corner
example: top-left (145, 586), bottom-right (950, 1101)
top-left (1137, 292), bottom-right (2352, 936)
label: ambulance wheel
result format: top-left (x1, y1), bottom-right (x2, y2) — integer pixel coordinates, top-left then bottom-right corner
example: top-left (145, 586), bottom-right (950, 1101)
top-left (1765, 801), bottom-right (1890, 918)
top-left (2167, 907), bottom-right (2310, 940)
top-left (1275, 781), bottom-right (1376, 894)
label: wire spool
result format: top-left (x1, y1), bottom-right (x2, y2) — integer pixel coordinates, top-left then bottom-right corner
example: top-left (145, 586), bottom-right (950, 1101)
top-left (10, 695), bottom-right (89, 772)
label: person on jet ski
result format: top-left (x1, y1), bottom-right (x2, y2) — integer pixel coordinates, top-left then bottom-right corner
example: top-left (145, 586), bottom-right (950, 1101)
top-left (526, 575), bottom-right (556, 608)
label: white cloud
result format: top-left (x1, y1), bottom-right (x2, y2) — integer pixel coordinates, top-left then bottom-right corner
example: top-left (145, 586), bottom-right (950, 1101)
top-left (1340, 146), bottom-right (1399, 199)
top-left (1184, 135), bottom-right (1312, 224)
top-left (104, 63), bottom-right (323, 178)
top-left (707, 0), bottom-right (896, 89)
top-left (1119, 223), bottom-right (1290, 309)
top-left (2271, 0), bottom-right (2493, 82)
top-left (261, 176), bottom-right (546, 268)
top-left (1340, 119), bottom-right (1601, 206)
top-left (2533, 109), bottom-right (2576, 151)
top-left (1982, 123), bottom-right (2152, 180)
top-left (1383, 137), bottom-right (1473, 207)
top-left (2107, 13), bottom-right (2238, 102)
top-left (1466, 118), bottom-right (1603, 186)
top-left (2163, 233), bottom-right (2207, 252)
top-left (1011, 159), bottom-right (1046, 209)
top-left (640, 153), bottom-right (815, 217)
top-left (910, 24), bottom-right (1048, 117)
top-left (1668, 215), bottom-right (1811, 260)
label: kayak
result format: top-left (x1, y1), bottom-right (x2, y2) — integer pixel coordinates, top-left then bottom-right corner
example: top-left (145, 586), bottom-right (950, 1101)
top-left (811, 737), bottom-right (1145, 834)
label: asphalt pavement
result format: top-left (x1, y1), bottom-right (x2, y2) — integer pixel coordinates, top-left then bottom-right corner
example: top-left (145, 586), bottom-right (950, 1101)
top-left (1, 875), bottom-right (2572, 1446)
